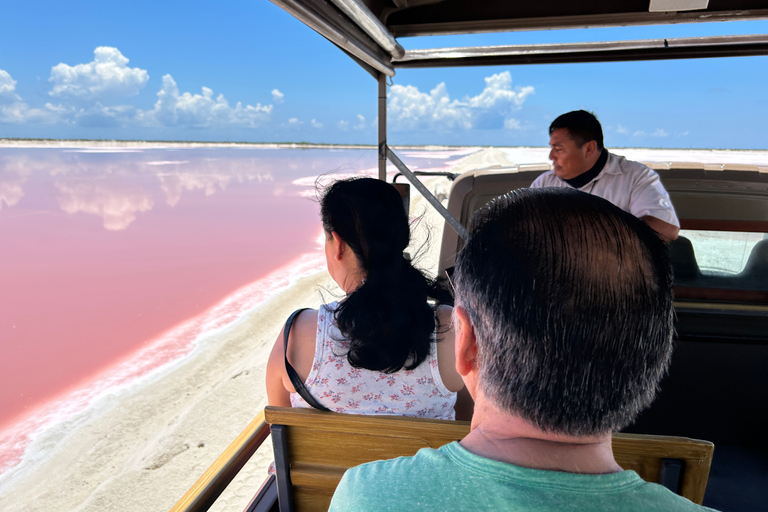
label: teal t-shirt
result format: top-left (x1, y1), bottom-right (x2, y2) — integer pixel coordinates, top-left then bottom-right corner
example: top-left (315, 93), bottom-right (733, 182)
top-left (329, 442), bottom-right (717, 511)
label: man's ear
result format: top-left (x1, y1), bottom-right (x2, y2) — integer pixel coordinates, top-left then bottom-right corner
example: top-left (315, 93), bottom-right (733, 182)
top-left (583, 139), bottom-right (599, 159)
top-left (454, 306), bottom-right (478, 377)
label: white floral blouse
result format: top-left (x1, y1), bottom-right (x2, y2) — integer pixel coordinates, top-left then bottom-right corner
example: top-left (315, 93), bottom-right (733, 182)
top-left (289, 302), bottom-right (456, 419)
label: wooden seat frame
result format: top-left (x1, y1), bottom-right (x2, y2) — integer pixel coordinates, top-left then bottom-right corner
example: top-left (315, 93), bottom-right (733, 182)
top-left (264, 406), bottom-right (714, 512)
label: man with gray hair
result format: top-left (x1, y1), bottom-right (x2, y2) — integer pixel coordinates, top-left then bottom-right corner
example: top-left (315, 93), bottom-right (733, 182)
top-left (329, 188), bottom-right (716, 511)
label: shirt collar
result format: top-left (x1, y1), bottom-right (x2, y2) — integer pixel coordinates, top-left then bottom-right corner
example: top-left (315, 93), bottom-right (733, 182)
top-left (563, 148), bottom-right (608, 189)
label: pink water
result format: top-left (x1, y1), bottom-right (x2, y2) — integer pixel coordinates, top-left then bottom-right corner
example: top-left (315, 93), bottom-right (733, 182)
top-left (0, 145), bottom-right (466, 477)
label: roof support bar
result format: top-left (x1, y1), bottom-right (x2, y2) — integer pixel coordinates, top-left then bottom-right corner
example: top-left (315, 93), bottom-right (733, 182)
top-left (378, 73), bottom-right (387, 180)
top-left (268, 0), bottom-right (395, 76)
top-left (395, 34), bottom-right (768, 68)
top-left (328, 0), bottom-right (405, 58)
top-left (388, 10), bottom-right (768, 38)
top-left (385, 146), bottom-right (470, 241)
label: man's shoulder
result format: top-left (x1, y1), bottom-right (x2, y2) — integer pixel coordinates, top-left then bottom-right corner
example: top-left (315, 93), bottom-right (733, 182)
top-left (341, 444), bottom-right (451, 482)
top-left (605, 152), bottom-right (656, 177)
top-left (631, 481), bottom-right (719, 511)
top-left (329, 445), bottom-right (454, 511)
top-left (530, 170), bottom-right (560, 188)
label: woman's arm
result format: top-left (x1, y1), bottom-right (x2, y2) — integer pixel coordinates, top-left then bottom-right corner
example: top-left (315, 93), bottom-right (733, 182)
top-left (266, 324), bottom-right (293, 407)
top-left (265, 309), bottom-right (319, 407)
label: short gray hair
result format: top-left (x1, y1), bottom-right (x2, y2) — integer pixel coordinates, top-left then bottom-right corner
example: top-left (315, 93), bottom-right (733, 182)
top-left (453, 188), bottom-right (673, 436)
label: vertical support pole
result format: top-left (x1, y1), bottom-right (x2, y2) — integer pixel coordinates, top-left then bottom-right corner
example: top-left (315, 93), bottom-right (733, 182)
top-left (271, 425), bottom-right (294, 512)
top-left (378, 72), bottom-right (387, 181)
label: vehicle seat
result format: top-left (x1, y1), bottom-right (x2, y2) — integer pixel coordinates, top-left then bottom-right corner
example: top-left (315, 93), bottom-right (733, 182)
top-left (737, 239), bottom-right (768, 289)
top-left (668, 236), bottom-right (702, 284)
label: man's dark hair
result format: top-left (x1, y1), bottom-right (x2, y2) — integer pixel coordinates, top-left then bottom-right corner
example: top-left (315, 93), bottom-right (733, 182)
top-left (453, 188), bottom-right (673, 436)
top-left (549, 110), bottom-right (604, 151)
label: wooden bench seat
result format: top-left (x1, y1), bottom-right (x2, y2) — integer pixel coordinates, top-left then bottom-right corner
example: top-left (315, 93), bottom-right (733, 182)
top-left (264, 406), bottom-right (714, 512)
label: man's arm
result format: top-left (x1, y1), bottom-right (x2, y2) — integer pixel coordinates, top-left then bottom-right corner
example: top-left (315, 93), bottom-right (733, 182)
top-left (641, 215), bottom-right (679, 242)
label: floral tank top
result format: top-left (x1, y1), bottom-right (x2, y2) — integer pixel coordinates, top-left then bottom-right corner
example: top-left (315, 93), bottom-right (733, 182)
top-left (290, 302), bottom-right (457, 419)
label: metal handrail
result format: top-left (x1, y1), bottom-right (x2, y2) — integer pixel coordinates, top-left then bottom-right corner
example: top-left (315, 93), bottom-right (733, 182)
top-left (170, 409), bottom-right (271, 512)
top-left (386, 146), bottom-right (470, 241)
top-left (393, 170), bottom-right (459, 182)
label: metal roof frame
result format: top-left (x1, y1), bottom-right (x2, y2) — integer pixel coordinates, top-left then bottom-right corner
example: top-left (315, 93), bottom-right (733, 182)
top-left (269, 0), bottom-right (768, 77)
top-left (267, 0), bottom-right (768, 241)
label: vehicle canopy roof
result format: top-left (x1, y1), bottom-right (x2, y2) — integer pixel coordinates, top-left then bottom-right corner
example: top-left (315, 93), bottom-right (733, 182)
top-left (269, 0), bottom-right (768, 76)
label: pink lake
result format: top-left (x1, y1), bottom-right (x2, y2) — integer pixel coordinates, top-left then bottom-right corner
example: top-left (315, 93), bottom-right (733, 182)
top-left (0, 144), bottom-right (466, 475)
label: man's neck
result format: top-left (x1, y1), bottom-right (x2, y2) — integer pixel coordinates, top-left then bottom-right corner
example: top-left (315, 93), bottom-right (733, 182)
top-left (460, 398), bottom-right (622, 475)
top-left (563, 148), bottom-right (608, 189)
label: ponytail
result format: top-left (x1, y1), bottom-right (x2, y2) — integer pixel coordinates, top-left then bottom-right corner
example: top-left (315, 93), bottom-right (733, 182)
top-left (320, 178), bottom-right (451, 373)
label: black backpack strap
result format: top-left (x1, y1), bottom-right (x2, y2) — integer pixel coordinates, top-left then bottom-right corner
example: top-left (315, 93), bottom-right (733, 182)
top-left (284, 308), bottom-right (331, 412)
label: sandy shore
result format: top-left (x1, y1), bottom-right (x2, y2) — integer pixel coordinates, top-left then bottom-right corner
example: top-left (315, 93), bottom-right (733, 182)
top-left (0, 174), bottom-right (451, 512)
top-left (0, 269), bottom-right (333, 512)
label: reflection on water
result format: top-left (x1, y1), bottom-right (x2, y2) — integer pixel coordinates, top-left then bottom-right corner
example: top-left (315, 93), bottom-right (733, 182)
top-left (0, 146), bottom-right (386, 432)
top-left (55, 180), bottom-right (155, 230)
top-left (0, 155), bottom-right (31, 210)
top-left (1, 149), bottom-right (281, 230)
top-left (0, 144), bottom-right (469, 477)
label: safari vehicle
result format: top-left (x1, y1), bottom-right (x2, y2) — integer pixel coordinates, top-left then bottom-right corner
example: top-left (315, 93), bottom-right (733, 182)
top-left (171, 1), bottom-right (768, 511)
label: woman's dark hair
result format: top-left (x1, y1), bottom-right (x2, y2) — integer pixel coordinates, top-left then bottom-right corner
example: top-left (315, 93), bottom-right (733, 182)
top-left (321, 177), bottom-right (451, 373)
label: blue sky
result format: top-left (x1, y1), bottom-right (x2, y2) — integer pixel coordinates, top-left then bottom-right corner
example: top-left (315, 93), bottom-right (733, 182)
top-left (1, 1), bottom-right (767, 149)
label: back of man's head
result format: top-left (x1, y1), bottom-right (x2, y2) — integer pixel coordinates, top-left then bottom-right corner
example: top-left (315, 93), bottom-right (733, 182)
top-left (453, 187), bottom-right (673, 436)
top-left (550, 110), bottom-right (604, 151)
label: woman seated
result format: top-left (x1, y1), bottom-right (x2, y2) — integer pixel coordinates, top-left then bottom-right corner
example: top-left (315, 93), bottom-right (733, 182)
top-left (266, 177), bottom-right (470, 420)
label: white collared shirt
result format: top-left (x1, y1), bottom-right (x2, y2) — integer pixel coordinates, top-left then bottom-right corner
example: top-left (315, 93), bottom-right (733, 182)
top-left (530, 152), bottom-right (680, 227)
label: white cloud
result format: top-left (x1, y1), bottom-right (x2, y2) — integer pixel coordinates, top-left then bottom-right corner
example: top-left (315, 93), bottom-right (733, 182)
top-left (1, 102), bottom-right (63, 124)
top-left (676, 131), bottom-right (690, 137)
top-left (503, 118), bottom-right (521, 130)
top-left (617, 124), bottom-right (628, 135)
top-left (337, 119), bottom-right (349, 131)
top-left (288, 117), bottom-right (302, 125)
top-left (388, 82), bottom-right (470, 130)
top-left (388, 71), bottom-right (534, 131)
top-left (467, 72), bottom-right (532, 109)
top-left (0, 69), bottom-right (21, 102)
top-left (3, 47), bottom-right (280, 130)
top-left (49, 47), bottom-right (149, 103)
top-left (633, 128), bottom-right (670, 138)
top-left (0, 69), bottom-right (59, 124)
top-left (311, 118), bottom-right (323, 129)
top-left (139, 74), bottom-right (273, 128)
top-left (353, 114), bottom-right (366, 130)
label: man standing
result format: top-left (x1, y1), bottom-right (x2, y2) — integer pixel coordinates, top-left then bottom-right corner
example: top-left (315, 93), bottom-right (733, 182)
top-left (329, 188), bottom-right (715, 511)
top-left (532, 110), bottom-right (679, 241)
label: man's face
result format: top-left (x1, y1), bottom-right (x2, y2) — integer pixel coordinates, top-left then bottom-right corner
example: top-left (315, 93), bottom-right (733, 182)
top-left (548, 128), bottom-right (591, 180)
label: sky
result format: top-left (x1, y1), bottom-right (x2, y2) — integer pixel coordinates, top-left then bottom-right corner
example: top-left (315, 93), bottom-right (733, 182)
top-left (1, 1), bottom-right (767, 149)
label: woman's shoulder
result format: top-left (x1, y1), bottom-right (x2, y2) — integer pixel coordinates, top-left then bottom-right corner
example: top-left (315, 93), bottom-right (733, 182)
top-left (289, 308), bottom-right (320, 348)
